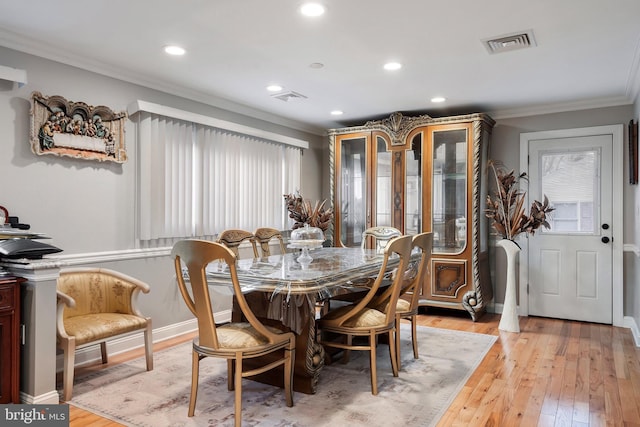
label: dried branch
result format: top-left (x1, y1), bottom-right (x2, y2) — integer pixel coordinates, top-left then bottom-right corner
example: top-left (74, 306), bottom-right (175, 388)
top-left (485, 160), bottom-right (554, 241)
top-left (284, 192), bottom-right (333, 232)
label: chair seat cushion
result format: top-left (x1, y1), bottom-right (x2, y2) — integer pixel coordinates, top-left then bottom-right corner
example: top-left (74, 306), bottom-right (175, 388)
top-left (371, 298), bottom-right (411, 313)
top-left (64, 313), bottom-right (148, 346)
top-left (216, 323), bottom-right (285, 349)
top-left (396, 298), bottom-right (411, 312)
top-left (320, 305), bottom-right (387, 328)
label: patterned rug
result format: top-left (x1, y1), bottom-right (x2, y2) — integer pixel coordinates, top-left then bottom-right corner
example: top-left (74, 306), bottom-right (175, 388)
top-left (70, 325), bottom-right (497, 427)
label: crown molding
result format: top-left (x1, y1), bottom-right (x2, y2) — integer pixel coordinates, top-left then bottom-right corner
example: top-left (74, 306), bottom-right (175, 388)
top-left (488, 95), bottom-right (633, 120)
top-left (0, 30), bottom-right (325, 136)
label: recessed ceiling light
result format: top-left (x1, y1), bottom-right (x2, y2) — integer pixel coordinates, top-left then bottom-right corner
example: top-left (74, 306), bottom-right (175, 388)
top-left (300, 3), bottom-right (325, 17)
top-left (383, 62), bottom-right (402, 71)
top-left (266, 84), bottom-right (283, 92)
top-left (164, 45), bottom-right (186, 56)
top-left (330, 110), bottom-right (344, 116)
top-left (431, 97), bottom-right (446, 103)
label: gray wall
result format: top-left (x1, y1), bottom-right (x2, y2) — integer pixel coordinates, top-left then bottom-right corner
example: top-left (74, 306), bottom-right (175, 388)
top-left (2, 45), bottom-right (639, 336)
top-left (0, 46), bottom-right (325, 331)
top-left (489, 106), bottom-right (636, 324)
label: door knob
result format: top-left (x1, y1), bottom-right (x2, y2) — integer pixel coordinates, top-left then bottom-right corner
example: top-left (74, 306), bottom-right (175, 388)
top-left (601, 236), bottom-right (610, 244)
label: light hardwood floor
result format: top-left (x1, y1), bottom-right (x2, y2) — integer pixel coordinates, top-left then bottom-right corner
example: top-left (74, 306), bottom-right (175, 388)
top-left (66, 311), bottom-right (640, 426)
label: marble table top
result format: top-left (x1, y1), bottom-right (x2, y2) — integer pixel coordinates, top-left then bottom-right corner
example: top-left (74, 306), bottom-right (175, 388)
top-left (205, 246), bottom-right (405, 298)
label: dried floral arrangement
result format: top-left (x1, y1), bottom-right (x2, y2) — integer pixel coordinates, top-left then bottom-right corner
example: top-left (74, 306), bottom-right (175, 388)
top-left (284, 192), bottom-right (333, 231)
top-left (485, 160), bottom-right (554, 241)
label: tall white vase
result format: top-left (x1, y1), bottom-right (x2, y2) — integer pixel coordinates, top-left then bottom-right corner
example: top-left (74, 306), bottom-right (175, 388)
top-left (497, 239), bottom-right (521, 333)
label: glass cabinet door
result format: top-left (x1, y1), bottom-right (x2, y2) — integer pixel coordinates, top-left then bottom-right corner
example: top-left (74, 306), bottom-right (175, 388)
top-left (339, 136), bottom-right (367, 247)
top-left (375, 135), bottom-right (392, 227)
top-left (431, 128), bottom-right (467, 253)
top-left (405, 133), bottom-right (422, 235)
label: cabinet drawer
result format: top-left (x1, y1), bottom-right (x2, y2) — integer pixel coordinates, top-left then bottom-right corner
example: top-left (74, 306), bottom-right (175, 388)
top-left (0, 286), bottom-right (15, 310)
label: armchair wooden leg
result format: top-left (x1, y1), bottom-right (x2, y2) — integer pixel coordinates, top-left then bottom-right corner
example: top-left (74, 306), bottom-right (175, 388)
top-left (62, 338), bottom-right (76, 402)
top-left (227, 360), bottom-right (234, 391)
top-left (411, 316), bottom-right (418, 359)
top-left (341, 334), bottom-right (352, 363)
top-left (284, 347), bottom-right (294, 407)
top-left (188, 351), bottom-right (200, 417)
top-left (100, 342), bottom-right (108, 364)
top-left (144, 323), bottom-right (154, 371)
top-left (369, 333), bottom-right (378, 395)
top-left (234, 356), bottom-right (243, 427)
top-left (395, 315), bottom-right (402, 370)
top-left (388, 330), bottom-right (398, 377)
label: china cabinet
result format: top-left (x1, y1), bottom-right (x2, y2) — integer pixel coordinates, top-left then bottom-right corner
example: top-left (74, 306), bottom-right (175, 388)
top-left (328, 112), bottom-right (495, 320)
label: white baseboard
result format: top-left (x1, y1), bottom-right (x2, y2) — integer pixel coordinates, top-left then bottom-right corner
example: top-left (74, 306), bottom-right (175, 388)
top-left (488, 302), bottom-right (524, 315)
top-left (623, 316), bottom-right (640, 347)
top-left (19, 390), bottom-right (60, 405)
top-left (58, 309), bottom-right (232, 370)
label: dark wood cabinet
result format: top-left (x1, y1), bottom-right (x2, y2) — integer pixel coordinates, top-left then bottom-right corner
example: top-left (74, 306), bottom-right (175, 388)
top-left (0, 275), bottom-right (22, 403)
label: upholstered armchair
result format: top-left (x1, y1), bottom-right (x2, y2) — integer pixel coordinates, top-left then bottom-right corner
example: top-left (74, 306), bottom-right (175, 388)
top-left (56, 267), bottom-right (153, 401)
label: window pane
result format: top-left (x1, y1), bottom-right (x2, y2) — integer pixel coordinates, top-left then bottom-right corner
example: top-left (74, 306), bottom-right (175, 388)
top-left (540, 150), bottom-right (598, 234)
top-left (340, 137), bottom-right (367, 246)
top-left (405, 134), bottom-right (422, 235)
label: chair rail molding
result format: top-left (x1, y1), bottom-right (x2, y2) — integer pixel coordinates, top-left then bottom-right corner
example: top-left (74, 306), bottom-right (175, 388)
top-left (52, 247), bottom-right (171, 266)
top-left (623, 243), bottom-right (640, 257)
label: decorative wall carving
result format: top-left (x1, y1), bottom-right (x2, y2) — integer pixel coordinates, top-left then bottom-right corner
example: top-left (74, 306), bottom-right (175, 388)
top-left (30, 92), bottom-right (127, 163)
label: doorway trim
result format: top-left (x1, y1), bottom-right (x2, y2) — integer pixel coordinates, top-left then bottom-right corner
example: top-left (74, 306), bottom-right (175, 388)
top-left (519, 124), bottom-right (624, 327)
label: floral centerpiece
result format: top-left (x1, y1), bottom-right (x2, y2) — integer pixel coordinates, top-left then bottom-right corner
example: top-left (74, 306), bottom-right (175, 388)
top-left (283, 192), bottom-right (333, 232)
top-left (485, 160), bottom-right (554, 242)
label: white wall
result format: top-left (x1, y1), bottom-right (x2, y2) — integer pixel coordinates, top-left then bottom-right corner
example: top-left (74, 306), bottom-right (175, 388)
top-left (0, 46), bottom-right (324, 331)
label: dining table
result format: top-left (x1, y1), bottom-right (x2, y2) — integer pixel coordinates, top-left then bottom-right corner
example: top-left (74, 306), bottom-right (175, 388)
top-left (205, 246), bottom-right (415, 394)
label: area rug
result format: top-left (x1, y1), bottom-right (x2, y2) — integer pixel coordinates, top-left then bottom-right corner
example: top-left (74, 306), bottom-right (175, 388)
top-left (70, 325), bottom-right (497, 427)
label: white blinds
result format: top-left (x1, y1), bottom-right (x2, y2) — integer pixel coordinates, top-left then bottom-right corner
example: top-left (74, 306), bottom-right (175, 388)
top-left (136, 111), bottom-right (302, 245)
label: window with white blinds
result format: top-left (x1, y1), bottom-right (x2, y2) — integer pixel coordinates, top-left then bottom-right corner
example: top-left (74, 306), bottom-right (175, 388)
top-left (135, 110), bottom-right (302, 247)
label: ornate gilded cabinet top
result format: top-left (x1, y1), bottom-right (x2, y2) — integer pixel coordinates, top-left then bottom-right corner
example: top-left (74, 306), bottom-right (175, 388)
top-left (328, 111), bottom-right (495, 146)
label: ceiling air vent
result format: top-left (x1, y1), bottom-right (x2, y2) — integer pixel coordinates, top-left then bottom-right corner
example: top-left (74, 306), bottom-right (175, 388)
top-left (270, 91), bottom-right (308, 102)
top-left (483, 30), bottom-right (536, 54)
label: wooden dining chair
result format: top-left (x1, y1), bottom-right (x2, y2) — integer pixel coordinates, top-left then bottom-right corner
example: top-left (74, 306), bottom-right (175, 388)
top-left (361, 226), bottom-right (402, 253)
top-left (368, 232), bottom-right (432, 369)
top-left (254, 227), bottom-right (286, 256)
top-left (217, 229), bottom-right (259, 259)
top-left (329, 226), bottom-right (404, 306)
top-left (317, 234), bottom-right (413, 395)
top-left (171, 239), bottom-right (296, 427)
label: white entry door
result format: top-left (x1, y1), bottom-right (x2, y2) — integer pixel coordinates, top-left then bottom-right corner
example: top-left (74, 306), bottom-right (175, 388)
top-left (520, 125), bottom-right (624, 325)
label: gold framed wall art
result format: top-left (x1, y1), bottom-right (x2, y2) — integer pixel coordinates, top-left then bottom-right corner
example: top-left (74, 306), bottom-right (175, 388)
top-left (30, 92), bottom-right (127, 163)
